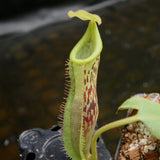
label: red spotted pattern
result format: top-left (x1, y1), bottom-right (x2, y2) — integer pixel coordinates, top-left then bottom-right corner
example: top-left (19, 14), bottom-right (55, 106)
top-left (82, 56), bottom-right (100, 136)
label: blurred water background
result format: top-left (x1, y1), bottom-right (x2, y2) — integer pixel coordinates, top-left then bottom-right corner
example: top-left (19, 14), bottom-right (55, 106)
top-left (0, 0), bottom-right (160, 159)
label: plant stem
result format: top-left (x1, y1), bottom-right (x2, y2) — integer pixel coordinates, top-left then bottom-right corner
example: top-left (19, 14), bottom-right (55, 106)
top-left (90, 115), bottom-right (139, 160)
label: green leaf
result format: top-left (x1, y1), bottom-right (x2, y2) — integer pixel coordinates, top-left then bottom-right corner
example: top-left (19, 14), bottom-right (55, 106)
top-left (118, 96), bottom-right (160, 139)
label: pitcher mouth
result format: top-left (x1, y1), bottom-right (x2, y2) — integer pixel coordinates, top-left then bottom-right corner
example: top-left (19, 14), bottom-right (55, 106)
top-left (70, 21), bottom-right (102, 65)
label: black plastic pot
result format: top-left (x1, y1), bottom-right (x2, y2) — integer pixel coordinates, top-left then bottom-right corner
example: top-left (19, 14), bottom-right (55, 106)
top-left (19, 124), bottom-right (112, 160)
